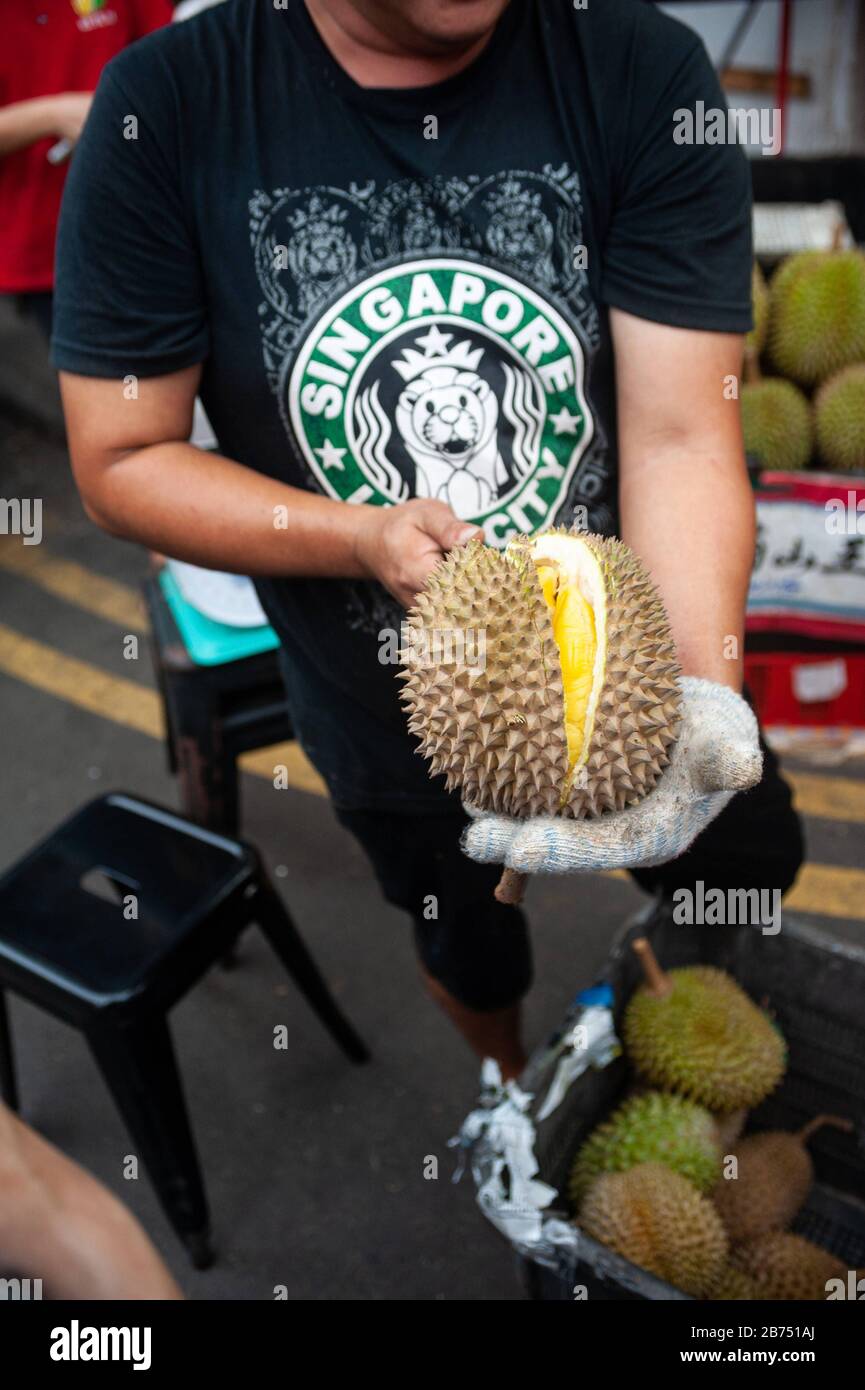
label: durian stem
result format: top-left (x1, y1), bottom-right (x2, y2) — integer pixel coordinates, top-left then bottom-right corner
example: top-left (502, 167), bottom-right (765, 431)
top-left (495, 868), bottom-right (529, 906)
top-left (631, 937), bottom-right (673, 998)
top-left (798, 1114), bottom-right (854, 1145)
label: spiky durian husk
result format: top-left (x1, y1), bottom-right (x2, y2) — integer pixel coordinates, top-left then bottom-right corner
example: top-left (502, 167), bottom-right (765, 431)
top-left (623, 966), bottom-right (787, 1113)
top-left (746, 262), bottom-right (770, 356)
top-left (568, 1091), bottom-right (721, 1205)
top-left (768, 249), bottom-right (865, 386)
top-left (706, 1263), bottom-right (761, 1301)
top-left (741, 378), bottom-right (813, 471)
top-left (712, 1132), bottom-right (812, 1243)
top-left (815, 363), bottom-right (865, 472)
top-left (579, 1164), bottom-right (728, 1298)
top-left (399, 529), bottom-right (681, 819)
top-left (399, 538), bottom-right (567, 816)
top-left (731, 1232), bottom-right (847, 1301)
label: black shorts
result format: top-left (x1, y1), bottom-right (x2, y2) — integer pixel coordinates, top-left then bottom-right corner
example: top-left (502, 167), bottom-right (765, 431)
top-left (335, 726), bottom-right (804, 1011)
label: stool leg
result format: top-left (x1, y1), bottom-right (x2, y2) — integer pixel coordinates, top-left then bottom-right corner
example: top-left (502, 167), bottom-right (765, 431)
top-left (254, 882), bottom-right (370, 1064)
top-left (0, 989), bottom-right (18, 1112)
top-left (173, 674), bottom-right (239, 836)
top-left (86, 1016), bottom-right (213, 1270)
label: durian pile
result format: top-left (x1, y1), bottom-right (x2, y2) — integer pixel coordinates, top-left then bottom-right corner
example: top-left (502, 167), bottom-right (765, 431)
top-left (567, 938), bottom-right (857, 1300)
top-left (742, 246), bottom-right (865, 474)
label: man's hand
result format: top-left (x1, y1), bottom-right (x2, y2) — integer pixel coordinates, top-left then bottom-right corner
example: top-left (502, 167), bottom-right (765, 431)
top-left (462, 678), bottom-right (762, 875)
top-left (354, 499), bottom-right (481, 609)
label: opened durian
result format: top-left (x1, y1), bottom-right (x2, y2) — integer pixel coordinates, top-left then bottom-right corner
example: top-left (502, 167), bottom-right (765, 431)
top-left (400, 530), bottom-right (681, 820)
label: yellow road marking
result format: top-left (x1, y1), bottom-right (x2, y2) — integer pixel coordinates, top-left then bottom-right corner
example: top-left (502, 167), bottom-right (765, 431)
top-left (238, 741), bottom-right (327, 797)
top-left (1, 621), bottom-right (864, 922)
top-left (0, 624), bottom-right (326, 791)
top-left (784, 863), bottom-right (865, 921)
top-left (788, 770), bottom-right (865, 824)
top-left (0, 623), bottom-right (162, 737)
top-left (0, 544), bottom-right (146, 634)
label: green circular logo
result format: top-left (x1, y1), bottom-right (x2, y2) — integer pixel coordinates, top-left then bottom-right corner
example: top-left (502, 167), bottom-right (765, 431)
top-left (288, 257), bottom-right (593, 545)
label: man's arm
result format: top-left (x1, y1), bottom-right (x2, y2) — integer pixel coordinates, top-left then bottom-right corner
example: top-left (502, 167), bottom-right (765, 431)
top-left (611, 309), bottom-right (754, 691)
top-left (60, 367), bottom-right (479, 609)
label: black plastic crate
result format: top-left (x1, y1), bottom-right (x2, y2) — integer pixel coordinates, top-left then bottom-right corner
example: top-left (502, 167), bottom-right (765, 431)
top-left (512, 899), bottom-right (865, 1301)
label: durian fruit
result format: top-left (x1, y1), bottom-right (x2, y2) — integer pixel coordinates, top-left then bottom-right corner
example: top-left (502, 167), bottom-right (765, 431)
top-left (400, 531), bottom-right (680, 900)
top-left (768, 248), bottom-right (865, 386)
top-left (712, 1108), bottom-right (748, 1153)
top-left (713, 1115), bottom-right (854, 1243)
top-left (707, 1263), bottom-right (761, 1301)
top-left (732, 1232), bottom-right (848, 1301)
top-left (746, 262), bottom-right (770, 357)
top-left (815, 363), bottom-right (865, 472)
top-left (579, 1163), bottom-right (728, 1298)
top-left (568, 1091), bottom-right (721, 1204)
top-left (741, 377), bottom-right (813, 472)
top-left (400, 531), bottom-right (680, 818)
top-left (623, 938), bottom-right (786, 1113)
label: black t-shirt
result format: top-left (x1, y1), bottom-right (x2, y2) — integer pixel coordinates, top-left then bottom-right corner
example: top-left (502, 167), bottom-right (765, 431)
top-left (53, 0), bottom-right (752, 811)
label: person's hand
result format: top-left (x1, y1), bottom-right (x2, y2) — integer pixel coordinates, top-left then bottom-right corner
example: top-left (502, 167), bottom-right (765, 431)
top-left (463, 678), bottom-right (762, 875)
top-left (45, 92), bottom-right (93, 145)
top-left (354, 498), bottom-right (481, 608)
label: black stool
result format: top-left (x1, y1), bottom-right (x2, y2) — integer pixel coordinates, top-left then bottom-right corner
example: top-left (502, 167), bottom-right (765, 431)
top-left (143, 575), bottom-right (293, 836)
top-left (0, 794), bottom-right (369, 1269)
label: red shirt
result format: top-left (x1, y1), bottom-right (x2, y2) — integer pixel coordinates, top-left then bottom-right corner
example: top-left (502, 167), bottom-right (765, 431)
top-left (0, 0), bottom-right (173, 291)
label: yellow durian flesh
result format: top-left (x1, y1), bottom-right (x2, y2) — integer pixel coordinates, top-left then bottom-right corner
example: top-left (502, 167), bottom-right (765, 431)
top-left (531, 534), bottom-right (607, 787)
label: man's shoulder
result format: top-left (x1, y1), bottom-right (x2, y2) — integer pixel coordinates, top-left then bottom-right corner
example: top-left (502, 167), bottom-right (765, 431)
top-left (541, 0), bottom-right (702, 67)
top-left (102, 0), bottom-right (254, 96)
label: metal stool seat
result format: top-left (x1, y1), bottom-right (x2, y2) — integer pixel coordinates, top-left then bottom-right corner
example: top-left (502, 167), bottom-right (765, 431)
top-left (0, 793), bottom-right (369, 1268)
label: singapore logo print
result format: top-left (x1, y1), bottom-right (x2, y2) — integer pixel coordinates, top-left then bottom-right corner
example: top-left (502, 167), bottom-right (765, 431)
top-left (286, 258), bottom-right (594, 546)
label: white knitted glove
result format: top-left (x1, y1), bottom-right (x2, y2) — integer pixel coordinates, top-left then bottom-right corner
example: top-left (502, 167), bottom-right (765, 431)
top-left (462, 678), bottom-right (762, 875)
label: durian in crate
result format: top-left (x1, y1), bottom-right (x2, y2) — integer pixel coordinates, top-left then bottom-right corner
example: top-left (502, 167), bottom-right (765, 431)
top-left (568, 1091), bottom-right (722, 1204)
top-left (815, 363), bottom-right (865, 473)
top-left (712, 1115), bottom-right (854, 1244)
top-left (731, 1231), bottom-right (854, 1302)
top-left (768, 248), bottom-right (865, 387)
top-left (578, 1163), bottom-right (729, 1299)
top-left (622, 939), bottom-right (786, 1113)
top-left (399, 529), bottom-right (681, 899)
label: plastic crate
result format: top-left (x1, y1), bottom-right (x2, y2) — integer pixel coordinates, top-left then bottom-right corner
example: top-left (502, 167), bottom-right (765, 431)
top-left (513, 900), bottom-right (865, 1301)
top-left (744, 651), bottom-right (865, 729)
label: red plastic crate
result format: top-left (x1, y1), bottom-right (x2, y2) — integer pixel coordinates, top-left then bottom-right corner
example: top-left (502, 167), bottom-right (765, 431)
top-left (744, 651), bottom-right (865, 728)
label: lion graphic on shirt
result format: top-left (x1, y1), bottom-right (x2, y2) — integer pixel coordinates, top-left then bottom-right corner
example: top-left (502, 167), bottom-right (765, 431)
top-left (351, 333), bottom-right (542, 518)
